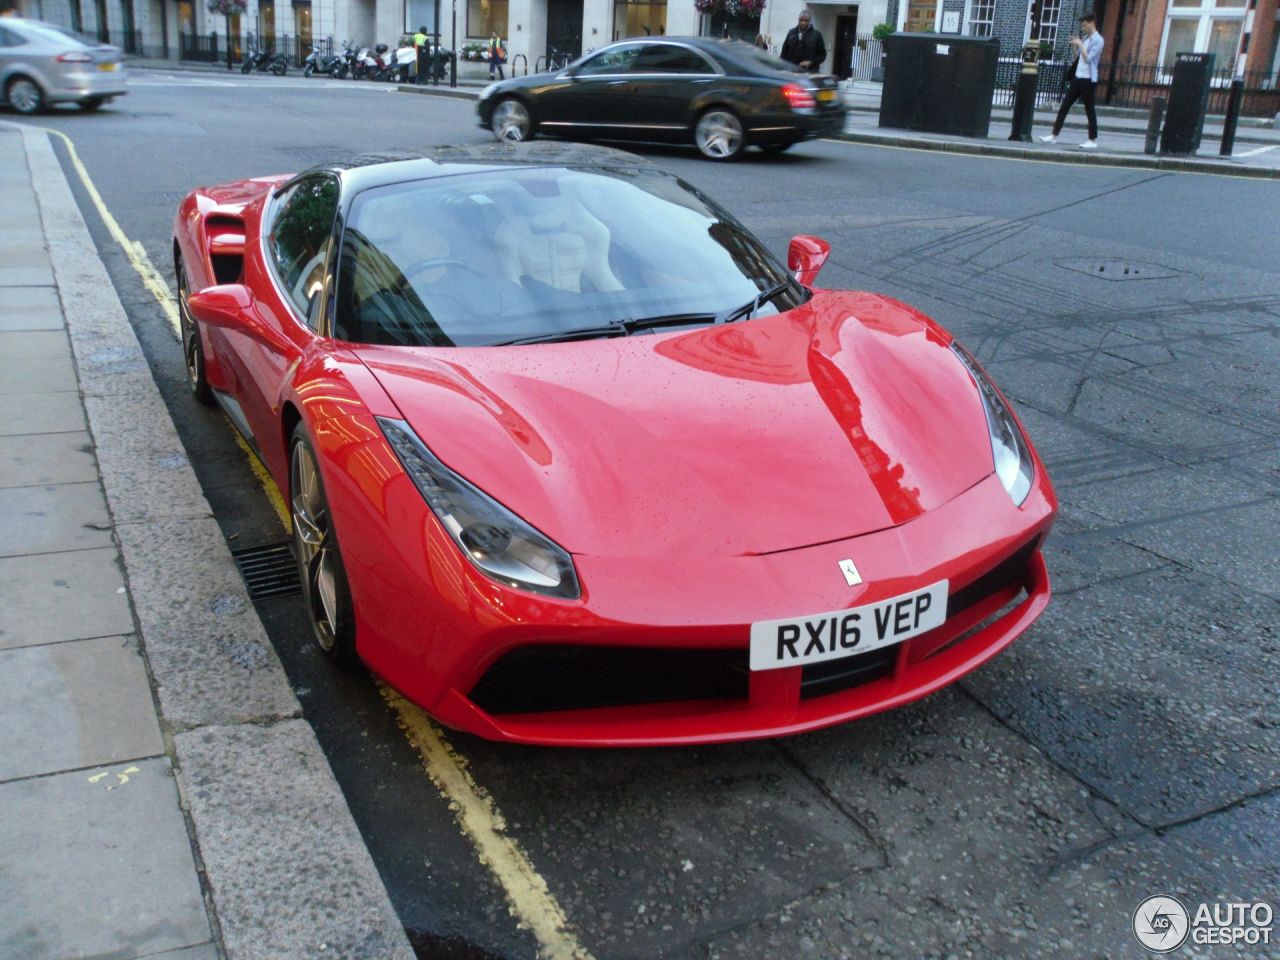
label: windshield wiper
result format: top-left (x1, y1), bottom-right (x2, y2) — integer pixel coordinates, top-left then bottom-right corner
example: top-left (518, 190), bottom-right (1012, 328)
top-left (714, 281), bottom-right (791, 326)
top-left (500, 313), bottom-right (716, 346)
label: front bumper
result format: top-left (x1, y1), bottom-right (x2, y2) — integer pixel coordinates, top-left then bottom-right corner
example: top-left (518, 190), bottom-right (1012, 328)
top-left (351, 466), bottom-right (1056, 747)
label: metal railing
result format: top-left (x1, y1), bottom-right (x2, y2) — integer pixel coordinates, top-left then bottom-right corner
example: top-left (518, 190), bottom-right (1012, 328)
top-left (993, 57), bottom-right (1279, 118)
top-left (178, 32), bottom-right (331, 67)
top-left (844, 37), bottom-right (884, 81)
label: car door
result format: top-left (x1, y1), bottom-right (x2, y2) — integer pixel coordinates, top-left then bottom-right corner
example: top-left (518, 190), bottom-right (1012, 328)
top-left (627, 42), bottom-right (722, 137)
top-left (224, 174), bottom-right (339, 457)
top-left (535, 43), bottom-right (644, 132)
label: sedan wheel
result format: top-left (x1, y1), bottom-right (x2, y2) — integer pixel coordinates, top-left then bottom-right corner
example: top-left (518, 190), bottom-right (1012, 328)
top-left (176, 263), bottom-right (213, 405)
top-left (491, 97), bottom-right (533, 142)
top-left (290, 426), bottom-right (358, 667)
top-left (695, 109), bottom-right (745, 161)
top-left (7, 77), bottom-right (45, 115)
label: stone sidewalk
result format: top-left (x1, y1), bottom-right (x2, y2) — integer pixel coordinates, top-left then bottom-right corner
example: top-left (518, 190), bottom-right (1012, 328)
top-left (0, 124), bottom-right (413, 960)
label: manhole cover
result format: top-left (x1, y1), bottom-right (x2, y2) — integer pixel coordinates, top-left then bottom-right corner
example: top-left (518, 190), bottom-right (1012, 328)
top-left (1057, 258), bottom-right (1181, 281)
top-left (231, 542), bottom-right (301, 600)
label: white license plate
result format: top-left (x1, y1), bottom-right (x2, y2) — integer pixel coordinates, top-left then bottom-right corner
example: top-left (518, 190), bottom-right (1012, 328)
top-left (749, 580), bottom-right (948, 671)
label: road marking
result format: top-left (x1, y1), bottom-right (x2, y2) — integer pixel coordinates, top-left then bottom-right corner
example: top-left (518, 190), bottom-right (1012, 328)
top-left (1234, 144), bottom-right (1277, 157)
top-left (36, 126), bottom-right (181, 338)
top-left (382, 687), bottom-right (594, 960)
top-left (229, 428), bottom-right (292, 530)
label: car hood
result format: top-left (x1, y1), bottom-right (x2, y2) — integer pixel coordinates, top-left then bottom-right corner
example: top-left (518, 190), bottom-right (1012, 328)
top-left (353, 291), bottom-right (995, 559)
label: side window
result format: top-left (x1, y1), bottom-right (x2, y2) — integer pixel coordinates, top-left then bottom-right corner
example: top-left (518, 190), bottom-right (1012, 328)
top-left (269, 175), bottom-right (339, 321)
top-left (576, 45), bottom-right (642, 76)
top-left (633, 45), bottom-right (713, 74)
top-left (0, 27), bottom-right (28, 46)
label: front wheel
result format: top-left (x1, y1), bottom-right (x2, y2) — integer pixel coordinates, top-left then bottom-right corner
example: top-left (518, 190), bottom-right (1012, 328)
top-left (304, 62), bottom-right (314, 78)
top-left (491, 97), bottom-right (533, 142)
top-left (271, 60), bottom-right (287, 76)
top-left (176, 262), bottom-right (213, 406)
top-left (240, 60), bottom-right (252, 74)
top-left (695, 108), bottom-right (745, 161)
top-left (332, 62), bottom-right (347, 79)
top-left (290, 424), bottom-right (358, 668)
top-left (6, 76), bottom-right (45, 115)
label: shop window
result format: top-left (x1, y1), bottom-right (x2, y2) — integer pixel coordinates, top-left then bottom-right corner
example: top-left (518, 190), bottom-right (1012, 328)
top-left (467, 0), bottom-right (509, 38)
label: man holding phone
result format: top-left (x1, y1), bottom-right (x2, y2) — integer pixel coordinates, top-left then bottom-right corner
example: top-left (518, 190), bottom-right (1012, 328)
top-left (1040, 13), bottom-right (1105, 149)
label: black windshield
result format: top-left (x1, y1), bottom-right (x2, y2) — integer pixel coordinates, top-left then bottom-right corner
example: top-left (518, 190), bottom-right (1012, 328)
top-left (332, 166), bottom-right (803, 347)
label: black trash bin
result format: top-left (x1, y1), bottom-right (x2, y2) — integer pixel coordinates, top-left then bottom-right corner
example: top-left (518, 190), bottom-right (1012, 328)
top-left (1160, 52), bottom-right (1215, 156)
top-left (879, 32), bottom-right (1000, 137)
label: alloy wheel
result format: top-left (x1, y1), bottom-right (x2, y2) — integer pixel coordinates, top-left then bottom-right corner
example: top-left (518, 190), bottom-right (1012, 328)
top-left (176, 264), bottom-right (212, 404)
top-left (291, 440), bottom-right (341, 654)
top-left (695, 109), bottom-right (744, 161)
top-left (7, 78), bottom-right (44, 115)
top-left (492, 98), bottom-right (532, 142)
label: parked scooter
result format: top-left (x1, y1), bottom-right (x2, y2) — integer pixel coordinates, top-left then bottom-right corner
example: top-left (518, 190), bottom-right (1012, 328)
top-left (366, 43), bottom-right (391, 80)
top-left (331, 42), bottom-right (359, 79)
top-left (303, 41), bottom-right (346, 78)
top-left (383, 41), bottom-right (417, 83)
top-left (241, 44), bottom-right (288, 76)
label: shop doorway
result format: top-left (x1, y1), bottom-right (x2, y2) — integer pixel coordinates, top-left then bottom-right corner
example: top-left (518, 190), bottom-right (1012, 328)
top-left (832, 12), bottom-right (859, 79)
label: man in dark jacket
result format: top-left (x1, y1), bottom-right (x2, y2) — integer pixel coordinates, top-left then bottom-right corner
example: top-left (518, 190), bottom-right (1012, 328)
top-left (781, 10), bottom-right (826, 72)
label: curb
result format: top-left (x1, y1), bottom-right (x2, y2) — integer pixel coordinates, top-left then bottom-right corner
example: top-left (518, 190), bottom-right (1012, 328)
top-left (395, 81), bottom-right (484, 99)
top-left (833, 130), bottom-right (1280, 179)
top-left (12, 122), bottom-right (415, 960)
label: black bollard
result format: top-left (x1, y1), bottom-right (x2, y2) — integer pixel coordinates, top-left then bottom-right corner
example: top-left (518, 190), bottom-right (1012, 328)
top-left (1220, 77), bottom-right (1244, 156)
top-left (1009, 41), bottom-right (1039, 142)
top-left (1145, 96), bottom-right (1166, 155)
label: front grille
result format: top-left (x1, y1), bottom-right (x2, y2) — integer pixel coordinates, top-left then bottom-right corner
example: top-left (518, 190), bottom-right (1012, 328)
top-left (946, 536), bottom-right (1039, 619)
top-left (800, 646), bottom-right (896, 700)
top-left (468, 644), bottom-right (748, 716)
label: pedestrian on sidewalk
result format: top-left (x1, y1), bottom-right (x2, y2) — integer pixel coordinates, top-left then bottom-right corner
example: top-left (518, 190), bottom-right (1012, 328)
top-left (781, 10), bottom-right (826, 74)
top-left (487, 31), bottom-right (506, 81)
top-left (1041, 13), bottom-right (1104, 149)
top-left (414, 26), bottom-right (429, 84)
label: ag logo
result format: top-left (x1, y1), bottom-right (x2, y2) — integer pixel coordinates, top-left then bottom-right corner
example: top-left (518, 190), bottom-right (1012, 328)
top-left (1132, 896), bottom-right (1190, 953)
top-left (837, 559), bottom-right (862, 586)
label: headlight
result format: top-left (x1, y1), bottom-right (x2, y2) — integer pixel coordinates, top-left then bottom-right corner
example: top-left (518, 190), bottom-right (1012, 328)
top-left (378, 417), bottom-right (580, 599)
top-left (479, 82), bottom-right (498, 100)
top-left (951, 344), bottom-right (1035, 506)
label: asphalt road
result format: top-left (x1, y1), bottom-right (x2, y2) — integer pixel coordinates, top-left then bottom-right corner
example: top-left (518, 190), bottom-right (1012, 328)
top-left (11, 70), bottom-right (1280, 959)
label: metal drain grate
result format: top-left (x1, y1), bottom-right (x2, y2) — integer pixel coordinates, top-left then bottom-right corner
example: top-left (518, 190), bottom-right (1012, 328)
top-left (231, 542), bottom-right (302, 600)
top-left (1057, 258), bottom-right (1180, 282)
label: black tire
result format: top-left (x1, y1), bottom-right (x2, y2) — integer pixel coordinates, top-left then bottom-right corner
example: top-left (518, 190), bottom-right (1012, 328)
top-left (176, 261), bottom-right (214, 406)
top-left (6, 75), bottom-right (45, 115)
top-left (272, 59), bottom-right (287, 76)
top-left (333, 62), bottom-right (348, 79)
top-left (77, 96), bottom-right (105, 112)
top-left (304, 62), bottom-right (314, 78)
top-left (241, 59), bottom-right (253, 74)
top-left (289, 424), bottom-right (359, 668)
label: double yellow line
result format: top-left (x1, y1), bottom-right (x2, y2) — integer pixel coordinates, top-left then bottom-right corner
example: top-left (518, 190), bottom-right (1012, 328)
top-left (40, 124), bottom-right (592, 960)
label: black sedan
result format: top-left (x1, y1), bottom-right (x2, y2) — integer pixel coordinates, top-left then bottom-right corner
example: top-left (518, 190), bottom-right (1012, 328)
top-left (476, 37), bottom-right (846, 161)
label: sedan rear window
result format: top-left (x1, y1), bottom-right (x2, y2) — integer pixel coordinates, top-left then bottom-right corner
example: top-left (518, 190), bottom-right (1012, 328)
top-left (333, 167), bottom-right (802, 348)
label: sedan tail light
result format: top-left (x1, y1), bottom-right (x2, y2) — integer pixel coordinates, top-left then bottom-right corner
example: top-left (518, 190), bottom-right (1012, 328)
top-left (782, 83), bottom-right (817, 110)
top-left (56, 51), bottom-right (95, 62)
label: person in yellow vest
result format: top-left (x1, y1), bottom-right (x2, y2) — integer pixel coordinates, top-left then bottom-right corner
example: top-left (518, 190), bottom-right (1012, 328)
top-left (487, 31), bottom-right (506, 81)
top-left (413, 25), bottom-right (429, 85)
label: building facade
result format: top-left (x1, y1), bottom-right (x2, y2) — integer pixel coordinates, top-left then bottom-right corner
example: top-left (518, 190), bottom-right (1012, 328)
top-left (17, 0), bottom-right (1278, 88)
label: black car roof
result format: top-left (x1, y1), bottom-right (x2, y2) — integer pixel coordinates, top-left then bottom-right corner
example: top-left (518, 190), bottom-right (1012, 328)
top-left (299, 143), bottom-right (652, 194)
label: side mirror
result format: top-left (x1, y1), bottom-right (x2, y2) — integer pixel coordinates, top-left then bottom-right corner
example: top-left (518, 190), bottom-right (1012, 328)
top-left (187, 284), bottom-right (290, 350)
top-left (787, 235), bottom-right (831, 287)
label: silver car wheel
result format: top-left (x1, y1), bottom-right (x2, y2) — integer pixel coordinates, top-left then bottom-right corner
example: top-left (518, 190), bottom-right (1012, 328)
top-left (291, 441), bottom-right (340, 652)
top-left (492, 98), bottom-right (532, 142)
top-left (695, 109), bottom-right (744, 161)
top-left (8, 77), bottom-right (44, 115)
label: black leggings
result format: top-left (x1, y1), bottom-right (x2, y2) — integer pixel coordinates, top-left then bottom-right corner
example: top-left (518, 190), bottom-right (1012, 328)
top-left (1053, 78), bottom-right (1098, 140)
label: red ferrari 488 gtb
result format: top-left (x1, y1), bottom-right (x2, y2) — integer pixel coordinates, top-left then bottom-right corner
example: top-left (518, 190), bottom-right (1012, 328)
top-left (174, 145), bottom-right (1057, 746)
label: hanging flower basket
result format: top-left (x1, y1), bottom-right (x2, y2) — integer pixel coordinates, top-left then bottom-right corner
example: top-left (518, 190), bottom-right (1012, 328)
top-left (693, 0), bottom-right (719, 13)
top-left (206, 0), bottom-right (247, 15)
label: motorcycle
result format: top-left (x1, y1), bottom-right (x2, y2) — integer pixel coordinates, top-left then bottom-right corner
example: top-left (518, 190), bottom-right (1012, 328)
top-left (366, 43), bottom-right (391, 80)
top-left (303, 41), bottom-right (346, 78)
top-left (331, 42), bottom-right (359, 79)
top-left (382, 42), bottom-right (418, 83)
top-left (241, 44), bottom-right (288, 76)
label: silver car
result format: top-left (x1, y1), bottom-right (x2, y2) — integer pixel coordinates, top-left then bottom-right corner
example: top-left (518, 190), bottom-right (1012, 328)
top-left (0, 17), bottom-right (127, 114)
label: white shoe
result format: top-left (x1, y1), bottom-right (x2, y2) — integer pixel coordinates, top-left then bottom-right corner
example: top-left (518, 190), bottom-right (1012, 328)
top-left (1079, 139), bottom-right (1098, 150)
top-left (1038, 133), bottom-right (1057, 143)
